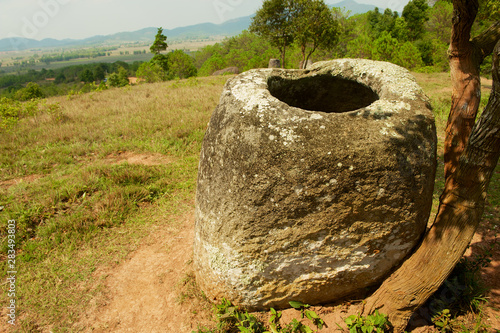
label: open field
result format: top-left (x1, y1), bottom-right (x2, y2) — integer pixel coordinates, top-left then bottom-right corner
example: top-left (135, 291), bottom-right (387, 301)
top-left (0, 38), bottom-right (224, 74)
top-left (0, 72), bottom-right (498, 332)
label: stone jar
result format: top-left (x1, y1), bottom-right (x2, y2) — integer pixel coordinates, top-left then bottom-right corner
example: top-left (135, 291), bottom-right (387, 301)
top-left (194, 59), bottom-right (437, 310)
top-left (268, 58), bottom-right (281, 68)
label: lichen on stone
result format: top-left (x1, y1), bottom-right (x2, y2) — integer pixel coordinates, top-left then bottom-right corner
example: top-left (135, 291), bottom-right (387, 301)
top-left (194, 58), bottom-right (437, 310)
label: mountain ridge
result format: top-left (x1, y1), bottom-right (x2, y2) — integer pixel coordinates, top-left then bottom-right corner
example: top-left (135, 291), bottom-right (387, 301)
top-left (328, 0), bottom-right (378, 14)
top-left (0, 0), bottom-right (382, 52)
top-left (0, 16), bottom-right (252, 52)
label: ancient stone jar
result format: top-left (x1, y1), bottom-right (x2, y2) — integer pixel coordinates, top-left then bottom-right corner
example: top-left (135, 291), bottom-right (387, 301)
top-left (268, 58), bottom-right (281, 68)
top-left (194, 59), bottom-right (437, 310)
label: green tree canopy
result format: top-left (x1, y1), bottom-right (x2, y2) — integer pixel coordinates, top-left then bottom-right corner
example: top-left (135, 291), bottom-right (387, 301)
top-left (94, 64), bottom-right (106, 82)
top-left (136, 62), bottom-right (167, 83)
top-left (478, 0), bottom-right (500, 22)
top-left (368, 7), bottom-right (399, 39)
top-left (250, 0), bottom-right (339, 68)
top-left (372, 31), bottom-right (398, 61)
top-left (79, 68), bottom-right (94, 83)
top-left (14, 82), bottom-right (45, 101)
top-left (167, 50), bottom-right (197, 79)
top-left (425, 1), bottom-right (453, 44)
top-left (291, 0), bottom-right (340, 68)
top-left (107, 67), bottom-right (129, 88)
top-left (151, 54), bottom-right (170, 72)
top-left (249, 0), bottom-right (294, 68)
top-left (402, 0), bottom-right (430, 40)
top-left (150, 27), bottom-right (168, 55)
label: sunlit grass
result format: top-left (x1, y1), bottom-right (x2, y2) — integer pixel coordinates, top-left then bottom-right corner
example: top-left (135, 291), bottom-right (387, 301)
top-left (0, 75), bottom-right (227, 331)
top-left (0, 71), bottom-right (498, 332)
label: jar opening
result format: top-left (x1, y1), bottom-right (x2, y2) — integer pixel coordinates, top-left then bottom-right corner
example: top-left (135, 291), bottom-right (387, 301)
top-left (268, 75), bottom-right (379, 113)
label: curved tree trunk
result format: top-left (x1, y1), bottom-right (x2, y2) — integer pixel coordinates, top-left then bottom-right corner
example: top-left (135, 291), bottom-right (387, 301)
top-left (444, 0), bottom-right (481, 179)
top-left (361, 1), bottom-right (500, 329)
top-left (363, 38), bottom-right (500, 332)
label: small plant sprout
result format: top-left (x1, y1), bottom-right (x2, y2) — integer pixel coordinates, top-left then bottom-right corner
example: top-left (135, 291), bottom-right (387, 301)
top-left (344, 310), bottom-right (391, 333)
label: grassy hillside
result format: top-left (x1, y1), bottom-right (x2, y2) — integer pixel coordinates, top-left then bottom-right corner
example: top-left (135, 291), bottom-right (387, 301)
top-left (0, 76), bottom-right (226, 331)
top-left (0, 72), bottom-right (498, 332)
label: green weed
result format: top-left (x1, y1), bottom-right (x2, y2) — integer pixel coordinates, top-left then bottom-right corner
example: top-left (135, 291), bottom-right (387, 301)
top-left (431, 308), bottom-right (491, 332)
top-left (344, 310), bottom-right (391, 333)
top-left (432, 309), bottom-right (453, 332)
top-left (195, 299), bottom-right (325, 333)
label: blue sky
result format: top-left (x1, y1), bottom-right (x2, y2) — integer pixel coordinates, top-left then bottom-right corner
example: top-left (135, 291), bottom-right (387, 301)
top-left (0, 0), bottom-right (411, 41)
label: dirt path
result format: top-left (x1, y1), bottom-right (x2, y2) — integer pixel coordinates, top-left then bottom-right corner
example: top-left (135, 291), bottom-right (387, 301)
top-left (76, 212), bottom-right (500, 333)
top-left (76, 212), bottom-right (213, 332)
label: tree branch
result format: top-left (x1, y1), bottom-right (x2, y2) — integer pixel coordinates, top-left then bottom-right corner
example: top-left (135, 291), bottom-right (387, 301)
top-left (472, 21), bottom-right (500, 63)
top-left (448, 0), bottom-right (478, 58)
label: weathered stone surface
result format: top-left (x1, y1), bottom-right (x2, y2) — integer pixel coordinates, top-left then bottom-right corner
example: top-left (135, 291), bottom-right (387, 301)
top-left (212, 66), bottom-right (239, 76)
top-left (268, 58), bottom-right (281, 68)
top-left (194, 59), bottom-right (437, 310)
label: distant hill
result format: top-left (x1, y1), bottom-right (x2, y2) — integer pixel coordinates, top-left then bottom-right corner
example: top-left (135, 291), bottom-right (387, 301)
top-left (0, 1), bottom-right (381, 53)
top-left (0, 16), bottom-right (252, 52)
top-left (328, 0), bottom-right (381, 14)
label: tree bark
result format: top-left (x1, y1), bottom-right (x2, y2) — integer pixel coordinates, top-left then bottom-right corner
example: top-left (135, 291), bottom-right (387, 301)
top-left (444, 5), bottom-right (500, 179)
top-left (443, 0), bottom-right (480, 179)
top-left (362, 38), bottom-right (500, 332)
top-left (281, 42), bottom-right (287, 68)
top-left (361, 1), bottom-right (500, 329)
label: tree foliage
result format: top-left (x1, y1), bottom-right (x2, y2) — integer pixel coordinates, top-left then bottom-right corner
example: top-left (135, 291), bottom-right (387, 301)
top-left (151, 54), bottom-right (169, 72)
top-left (168, 50), bottom-right (197, 79)
top-left (79, 69), bottom-right (94, 83)
top-left (136, 62), bottom-right (167, 83)
top-left (402, 0), bottom-right (430, 41)
top-left (195, 31), bottom-right (277, 75)
top-left (150, 27), bottom-right (168, 55)
top-left (426, 1), bottom-right (453, 44)
top-left (14, 82), bottom-right (45, 101)
top-left (107, 67), bottom-right (129, 88)
top-left (136, 28), bottom-right (198, 82)
top-left (249, 0), bottom-right (294, 68)
top-left (368, 7), bottom-right (399, 39)
top-left (291, 0), bottom-right (340, 68)
top-left (250, 0), bottom-right (339, 69)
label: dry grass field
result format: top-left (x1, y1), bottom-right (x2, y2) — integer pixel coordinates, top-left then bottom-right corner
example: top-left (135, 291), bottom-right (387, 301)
top-left (0, 72), bottom-right (498, 332)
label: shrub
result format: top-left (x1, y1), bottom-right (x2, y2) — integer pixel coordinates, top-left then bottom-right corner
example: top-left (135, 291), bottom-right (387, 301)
top-left (107, 67), bottom-right (129, 88)
top-left (14, 82), bottom-right (45, 101)
top-left (136, 62), bottom-right (168, 83)
top-left (392, 41), bottom-right (424, 69)
top-left (168, 50), bottom-right (197, 79)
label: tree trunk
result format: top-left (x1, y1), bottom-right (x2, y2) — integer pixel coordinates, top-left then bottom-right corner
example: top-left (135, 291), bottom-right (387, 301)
top-left (444, 2), bottom-right (500, 178)
top-left (361, 1), bottom-right (500, 329)
top-left (280, 40), bottom-right (287, 69)
top-left (300, 44), bottom-right (306, 69)
top-left (363, 38), bottom-right (500, 332)
top-left (444, 0), bottom-right (480, 179)
top-left (304, 44), bottom-right (317, 69)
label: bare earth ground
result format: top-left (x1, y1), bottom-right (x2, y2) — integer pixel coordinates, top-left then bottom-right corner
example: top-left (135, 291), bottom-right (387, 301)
top-left (76, 208), bottom-right (500, 332)
top-left (77, 210), bottom-right (213, 332)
